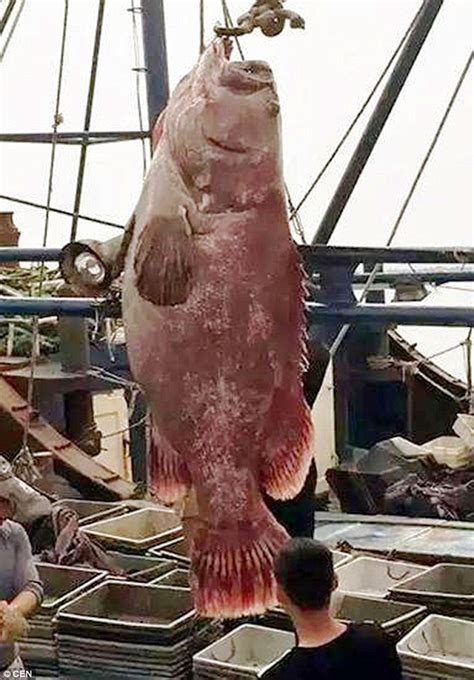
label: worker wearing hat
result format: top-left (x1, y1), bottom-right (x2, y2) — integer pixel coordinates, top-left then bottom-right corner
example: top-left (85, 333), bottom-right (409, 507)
top-left (0, 489), bottom-right (44, 678)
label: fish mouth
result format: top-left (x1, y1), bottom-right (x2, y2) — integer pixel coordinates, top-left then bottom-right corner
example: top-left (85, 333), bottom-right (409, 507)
top-left (206, 136), bottom-right (248, 154)
top-left (221, 60), bottom-right (276, 93)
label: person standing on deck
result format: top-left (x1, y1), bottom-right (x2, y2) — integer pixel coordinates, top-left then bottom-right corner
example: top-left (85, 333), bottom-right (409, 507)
top-left (0, 490), bottom-right (44, 678)
top-left (264, 538), bottom-right (403, 680)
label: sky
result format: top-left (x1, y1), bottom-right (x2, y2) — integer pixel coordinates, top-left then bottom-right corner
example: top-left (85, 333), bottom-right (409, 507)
top-left (0, 0), bottom-right (472, 381)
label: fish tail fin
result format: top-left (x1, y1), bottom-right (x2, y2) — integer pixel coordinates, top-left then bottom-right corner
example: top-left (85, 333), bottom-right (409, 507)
top-left (149, 426), bottom-right (191, 504)
top-left (260, 387), bottom-right (314, 500)
top-left (190, 507), bottom-right (288, 618)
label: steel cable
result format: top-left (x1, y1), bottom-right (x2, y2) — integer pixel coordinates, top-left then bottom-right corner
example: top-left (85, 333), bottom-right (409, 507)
top-left (329, 52), bottom-right (473, 359)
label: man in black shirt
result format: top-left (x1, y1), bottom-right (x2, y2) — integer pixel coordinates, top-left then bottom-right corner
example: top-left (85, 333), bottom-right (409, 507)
top-left (264, 538), bottom-right (403, 680)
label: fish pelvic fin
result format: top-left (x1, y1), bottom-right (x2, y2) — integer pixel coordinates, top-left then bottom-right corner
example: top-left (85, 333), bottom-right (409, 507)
top-left (134, 211), bottom-right (195, 306)
top-left (259, 386), bottom-right (314, 501)
top-left (149, 425), bottom-right (192, 504)
top-left (190, 507), bottom-right (289, 618)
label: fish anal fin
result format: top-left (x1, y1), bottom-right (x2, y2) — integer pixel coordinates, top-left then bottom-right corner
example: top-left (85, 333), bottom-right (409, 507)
top-left (149, 424), bottom-right (191, 504)
top-left (259, 386), bottom-right (314, 501)
top-left (134, 213), bottom-right (195, 306)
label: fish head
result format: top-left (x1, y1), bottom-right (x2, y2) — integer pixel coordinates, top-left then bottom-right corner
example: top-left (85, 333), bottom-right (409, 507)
top-left (162, 40), bottom-right (283, 212)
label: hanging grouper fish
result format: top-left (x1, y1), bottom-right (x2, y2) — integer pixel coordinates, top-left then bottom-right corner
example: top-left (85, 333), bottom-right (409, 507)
top-left (122, 39), bottom-right (313, 618)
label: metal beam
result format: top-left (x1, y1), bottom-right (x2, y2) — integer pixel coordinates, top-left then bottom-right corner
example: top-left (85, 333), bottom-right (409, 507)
top-left (299, 244), bottom-right (474, 266)
top-left (0, 297), bottom-right (104, 317)
top-left (70, 0), bottom-right (106, 241)
top-left (0, 131), bottom-right (150, 144)
top-left (306, 303), bottom-right (474, 327)
top-left (141, 0), bottom-right (169, 127)
top-left (0, 296), bottom-right (472, 326)
top-left (0, 248), bottom-right (61, 263)
top-left (351, 270), bottom-right (474, 286)
top-left (312, 0), bottom-right (444, 244)
top-left (0, 0), bottom-right (16, 34)
top-left (2, 245), bottom-right (473, 267)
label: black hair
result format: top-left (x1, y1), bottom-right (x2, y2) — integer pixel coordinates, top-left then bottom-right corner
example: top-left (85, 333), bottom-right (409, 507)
top-left (274, 538), bottom-right (335, 610)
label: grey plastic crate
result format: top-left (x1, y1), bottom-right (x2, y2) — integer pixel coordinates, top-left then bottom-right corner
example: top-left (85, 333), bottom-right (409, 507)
top-left (52, 499), bottom-right (128, 526)
top-left (336, 556), bottom-right (428, 599)
top-left (150, 536), bottom-right (190, 564)
top-left (105, 551), bottom-right (177, 582)
top-left (82, 507), bottom-right (182, 552)
top-left (334, 594), bottom-right (427, 641)
top-left (193, 625), bottom-right (294, 679)
top-left (153, 568), bottom-right (190, 589)
top-left (396, 528), bottom-right (474, 565)
top-left (397, 615), bottom-right (474, 679)
top-left (389, 563), bottom-right (474, 617)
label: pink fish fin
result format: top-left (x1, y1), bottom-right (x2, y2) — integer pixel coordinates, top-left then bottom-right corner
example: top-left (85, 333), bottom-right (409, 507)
top-left (149, 424), bottom-right (192, 504)
top-left (151, 109), bottom-right (166, 153)
top-left (190, 506), bottom-right (289, 618)
top-left (259, 385), bottom-right (314, 501)
top-left (134, 212), bottom-right (195, 306)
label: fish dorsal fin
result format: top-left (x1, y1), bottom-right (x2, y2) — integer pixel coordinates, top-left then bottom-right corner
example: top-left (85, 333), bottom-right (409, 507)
top-left (134, 210), bottom-right (195, 307)
top-left (151, 110), bottom-right (166, 154)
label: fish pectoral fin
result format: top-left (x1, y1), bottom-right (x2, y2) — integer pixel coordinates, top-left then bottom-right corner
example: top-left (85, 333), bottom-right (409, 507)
top-left (134, 211), bottom-right (195, 306)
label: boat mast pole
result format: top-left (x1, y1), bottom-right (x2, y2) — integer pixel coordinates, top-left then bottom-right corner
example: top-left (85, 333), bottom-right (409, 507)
top-left (141, 0), bottom-right (169, 129)
top-left (312, 0), bottom-right (444, 245)
top-left (127, 0), bottom-right (169, 484)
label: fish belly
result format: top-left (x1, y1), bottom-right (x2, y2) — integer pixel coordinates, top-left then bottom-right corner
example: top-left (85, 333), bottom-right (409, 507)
top-left (123, 196), bottom-right (313, 617)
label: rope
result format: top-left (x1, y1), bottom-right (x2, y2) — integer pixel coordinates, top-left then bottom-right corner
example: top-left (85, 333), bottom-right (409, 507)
top-left (289, 2), bottom-right (423, 220)
top-left (18, 0), bottom-right (69, 473)
top-left (130, 0), bottom-right (148, 177)
top-left (0, 0), bottom-right (26, 62)
top-left (329, 52), bottom-right (474, 359)
top-left (221, 0), bottom-right (244, 60)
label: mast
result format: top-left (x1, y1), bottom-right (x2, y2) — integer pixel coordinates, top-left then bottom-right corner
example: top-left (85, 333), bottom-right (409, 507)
top-left (141, 0), bottom-right (170, 128)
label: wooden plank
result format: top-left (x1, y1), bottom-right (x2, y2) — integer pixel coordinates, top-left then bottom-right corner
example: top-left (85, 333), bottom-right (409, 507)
top-left (0, 376), bottom-right (135, 499)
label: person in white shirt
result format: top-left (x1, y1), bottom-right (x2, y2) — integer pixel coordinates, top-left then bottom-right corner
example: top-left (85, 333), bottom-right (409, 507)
top-left (0, 491), bottom-right (44, 678)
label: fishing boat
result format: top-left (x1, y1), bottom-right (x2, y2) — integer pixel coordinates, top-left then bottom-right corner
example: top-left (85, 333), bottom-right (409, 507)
top-left (0, 0), bottom-right (473, 677)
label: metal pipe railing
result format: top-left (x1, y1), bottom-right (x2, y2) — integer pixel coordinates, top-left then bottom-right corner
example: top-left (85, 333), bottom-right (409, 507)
top-left (0, 296), bottom-right (472, 326)
top-left (0, 248), bottom-right (61, 263)
top-left (2, 245), bottom-right (473, 265)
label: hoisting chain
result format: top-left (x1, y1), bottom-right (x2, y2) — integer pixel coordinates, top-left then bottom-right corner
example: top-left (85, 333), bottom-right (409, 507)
top-left (215, 0), bottom-right (304, 39)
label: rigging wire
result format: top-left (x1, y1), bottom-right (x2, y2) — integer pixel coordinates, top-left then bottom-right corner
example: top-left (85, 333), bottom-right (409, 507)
top-left (130, 0), bottom-right (148, 177)
top-left (438, 284), bottom-right (474, 294)
top-left (0, 0), bottom-right (26, 62)
top-left (0, 193), bottom-right (124, 229)
top-left (422, 341), bottom-right (468, 364)
top-left (221, 0), bottom-right (244, 60)
top-left (42, 1), bottom-right (69, 250)
top-left (329, 52), bottom-right (474, 359)
top-left (289, 2), bottom-right (423, 221)
top-left (463, 329), bottom-right (473, 413)
top-left (199, 0), bottom-right (205, 55)
top-left (14, 0), bottom-right (70, 479)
